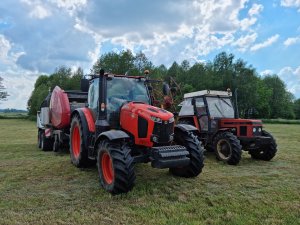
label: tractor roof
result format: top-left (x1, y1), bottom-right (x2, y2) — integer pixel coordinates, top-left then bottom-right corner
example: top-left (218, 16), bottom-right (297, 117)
top-left (184, 90), bottom-right (232, 99)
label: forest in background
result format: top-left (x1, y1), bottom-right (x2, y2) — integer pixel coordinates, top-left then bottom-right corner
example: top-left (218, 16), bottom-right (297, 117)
top-left (27, 50), bottom-right (300, 119)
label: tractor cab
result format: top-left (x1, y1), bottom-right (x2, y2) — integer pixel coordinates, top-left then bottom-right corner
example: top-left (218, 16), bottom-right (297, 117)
top-left (88, 75), bottom-right (150, 128)
top-left (179, 90), bottom-right (235, 133)
top-left (178, 90), bottom-right (277, 165)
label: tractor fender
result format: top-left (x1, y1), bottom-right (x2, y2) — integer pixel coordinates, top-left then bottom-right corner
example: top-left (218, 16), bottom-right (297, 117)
top-left (94, 130), bottom-right (130, 148)
top-left (71, 108), bottom-right (95, 133)
top-left (175, 124), bottom-right (198, 134)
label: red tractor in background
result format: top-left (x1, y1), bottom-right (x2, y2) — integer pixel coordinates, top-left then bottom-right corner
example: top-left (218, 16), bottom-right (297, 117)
top-left (177, 90), bottom-right (277, 165)
top-left (37, 70), bottom-right (204, 194)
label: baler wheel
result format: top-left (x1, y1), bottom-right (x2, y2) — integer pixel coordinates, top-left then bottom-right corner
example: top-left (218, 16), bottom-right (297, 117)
top-left (249, 130), bottom-right (277, 161)
top-left (170, 131), bottom-right (204, 177)
top-left (213, 132), bottom-right (242, 165)
top-left (37, 130), bottom-right (42, 149)
top-left (97, 140), bottom-right (135, 194)
top-left (41, 132), bottom-right (53, 151)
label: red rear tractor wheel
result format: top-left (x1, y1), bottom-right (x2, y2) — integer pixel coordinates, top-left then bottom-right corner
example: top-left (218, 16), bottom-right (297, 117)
top-left (97, 140), bottom-right (135, 194)
top-left (213, 132), bottom-right (242, 165)
top-left (170, 131), bottom-right (204, 178)
top-left (70, 115), bottom-right (94, 167)
top-left (249, 130), bottom-right (277, 161)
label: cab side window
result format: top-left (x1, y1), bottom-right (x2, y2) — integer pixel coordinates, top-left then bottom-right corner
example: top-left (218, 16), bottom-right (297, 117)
top-left (88, 79), bottom-right (99, 111)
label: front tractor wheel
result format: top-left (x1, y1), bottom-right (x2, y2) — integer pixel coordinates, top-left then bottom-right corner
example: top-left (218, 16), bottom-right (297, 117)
top-left (170, 131), bottom-right (204, 178)
top-left (97, 140), bottom-right (135, 194)
top-left (213, 132), bottom-right (242, 165)
top-left (70, 115), bottom-right (94, 167)
top-left (249, 130), bottom-right (277, 161)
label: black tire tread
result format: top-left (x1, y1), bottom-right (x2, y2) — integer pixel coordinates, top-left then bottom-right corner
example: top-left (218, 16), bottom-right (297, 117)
top-left (170, 131), bottom-right (204, 178)
top-left (250, 130), bottom-right (277, 161)
top-left (213, 132), bottom-right (242, 165)
top-left (97, 141), bottom-right (135, 194)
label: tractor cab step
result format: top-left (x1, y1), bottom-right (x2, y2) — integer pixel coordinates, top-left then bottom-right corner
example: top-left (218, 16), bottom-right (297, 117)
top-left (151, 145), bottom-right (190, 169)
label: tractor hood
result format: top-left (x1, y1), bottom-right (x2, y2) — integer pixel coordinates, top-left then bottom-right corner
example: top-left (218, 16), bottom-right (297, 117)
top-left (120, 102), bottom-right (174, 147)
top-left (220, 118), bottom-right (263, 126)
top-left (121, 102), bottom-right (174, 121)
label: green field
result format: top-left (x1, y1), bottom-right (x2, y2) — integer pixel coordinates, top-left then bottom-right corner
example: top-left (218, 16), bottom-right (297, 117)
top-left (0, 120), bottom-right (299, 225)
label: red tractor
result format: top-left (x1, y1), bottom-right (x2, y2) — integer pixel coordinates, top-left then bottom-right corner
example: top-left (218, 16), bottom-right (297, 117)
top-left (37, 70), bottom-right (204, 194)
top-left (177, 90), bottom-right (277, 165)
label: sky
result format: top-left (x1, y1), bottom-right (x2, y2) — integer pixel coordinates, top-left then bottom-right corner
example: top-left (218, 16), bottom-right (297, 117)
top-left (0, 0), bottom-right (300, 110)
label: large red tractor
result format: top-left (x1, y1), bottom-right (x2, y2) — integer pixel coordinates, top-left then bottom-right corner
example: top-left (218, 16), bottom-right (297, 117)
top-left (37, 70), bottom-right (204, 194)
top-left (177, 90), bottom-right (277, 165)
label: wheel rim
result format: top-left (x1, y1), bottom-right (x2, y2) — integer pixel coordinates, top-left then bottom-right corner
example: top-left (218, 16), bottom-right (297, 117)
top-left (101, 152), bottom-right (114, 184)
top-left (72, 125), bottom-right (80, 158)
top-left (217, 139), bottom-right (232, 160)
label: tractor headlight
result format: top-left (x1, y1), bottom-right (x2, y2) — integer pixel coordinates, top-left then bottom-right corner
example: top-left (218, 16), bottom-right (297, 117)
top-left (150, 116), bottom-right (162, 123)
top-left (153, 136), bottom-right (159, 143)
top-left (258, 127), bottom-right (262, 132)
top-left (168, 117), bottom-right (175, 123)
top-left (253, 127), bottom-right (256, 132)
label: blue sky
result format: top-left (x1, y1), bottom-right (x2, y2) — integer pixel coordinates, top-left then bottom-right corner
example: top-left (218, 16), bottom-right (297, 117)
top-left (0, 0), bottom-right (300, 109)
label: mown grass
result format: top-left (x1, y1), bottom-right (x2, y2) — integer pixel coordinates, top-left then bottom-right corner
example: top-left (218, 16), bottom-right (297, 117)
top-left (0, 120), bottom-right (299, 225)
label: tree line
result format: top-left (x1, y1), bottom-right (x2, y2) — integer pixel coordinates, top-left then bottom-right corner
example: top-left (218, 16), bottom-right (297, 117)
top-left (27, 50), bottom-right (300, 119)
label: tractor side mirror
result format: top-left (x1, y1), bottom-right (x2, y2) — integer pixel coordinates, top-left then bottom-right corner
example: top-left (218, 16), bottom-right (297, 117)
top-left (163, 83), bottom-right (170, 95)
top-left (80, 78), bottom-right (89, 92)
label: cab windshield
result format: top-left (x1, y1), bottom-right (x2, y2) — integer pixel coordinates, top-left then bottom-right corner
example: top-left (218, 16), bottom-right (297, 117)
top-left (206, 97), bottom-right (234, 118)
top-left (107, 77), bottom-right (150, 110)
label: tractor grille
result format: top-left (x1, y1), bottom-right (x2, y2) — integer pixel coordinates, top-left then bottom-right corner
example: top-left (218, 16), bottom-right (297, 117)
top-left (153, 121), bottom-right (174, 143)
top-left (138, 116), bottom-right (148, 138)
top-left (240, 126), bottom-right (247, 136)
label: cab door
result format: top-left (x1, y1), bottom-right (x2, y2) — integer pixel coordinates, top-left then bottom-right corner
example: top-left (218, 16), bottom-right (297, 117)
top-left (194, 97), bottom-right (209, 132)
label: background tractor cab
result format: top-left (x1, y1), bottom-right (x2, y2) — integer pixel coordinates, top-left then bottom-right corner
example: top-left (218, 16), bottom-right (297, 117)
top-left (178, 90), bottom-right (277, 165)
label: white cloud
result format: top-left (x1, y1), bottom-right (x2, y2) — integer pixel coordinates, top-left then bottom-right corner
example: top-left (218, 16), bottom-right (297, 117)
top-left (0, 35), bottom-right (25, 64)
top-left (281, 0), bottom-right (300, 11)
top-left (248, 3), bottom-right (264, 17)
top-left (0, 71), bottom-right (38, 109)
top-left (21, 0), bottom-right (52, 19)
top-left (278, 66), bottom-right (300, 97)
top-left (250, 34), bottom-right (280, 51)
top-left (239, 3), bottom-right (263, 31)
top-left (232, 33), bottom-right (258, 52)
top-left (0, 35), bottom-right (11, 63)
top-left (50, 0), bottom-right (87, 16)
top-left (284, 36), bottom-right (300, 46)
top-left (260, 69), bottom-right (273, 76)
top-left (29, 5), bottom-right (51, 19)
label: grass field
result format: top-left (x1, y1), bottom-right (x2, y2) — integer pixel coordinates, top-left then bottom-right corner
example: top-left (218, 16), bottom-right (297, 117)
top-left (0, 119), bottom-right (299, 225)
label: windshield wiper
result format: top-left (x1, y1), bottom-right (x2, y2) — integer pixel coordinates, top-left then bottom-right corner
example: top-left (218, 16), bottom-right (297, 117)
top-left (219, 97), bottom-right (232, 108)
